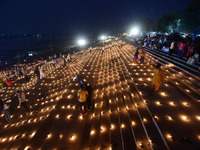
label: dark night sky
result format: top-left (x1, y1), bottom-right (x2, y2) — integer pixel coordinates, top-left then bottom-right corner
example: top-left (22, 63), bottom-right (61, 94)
top-left (0, 0), bottom-right (192, 35)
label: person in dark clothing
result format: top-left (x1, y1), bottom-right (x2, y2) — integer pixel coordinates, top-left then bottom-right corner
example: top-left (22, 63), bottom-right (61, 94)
top-left (63, 58), bottom-right (66, 66)
top-left (0, 100), bottom-right (11, 122)
top-left (83, 83), bottom-right (93, 110)
top-left (25, 74), bottom-right (30, 82)
top-left (19, 69), bottom-right (23, 77)
top-left (80, 80), bottom-right (87, 87)
top-left (77, 85), bottom-right (88, 113)
top-left (34, 66), bottom-right (40, 82)
top-left (133, 48), bottom-right (139, 63)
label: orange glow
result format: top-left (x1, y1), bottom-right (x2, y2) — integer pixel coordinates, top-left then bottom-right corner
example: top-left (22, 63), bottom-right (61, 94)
top-left (166, 134), bottom-right (173, 141)
top-left (67, 115), bottom-right (72, 119)
top-left (143, 118), bottom-right (147, 123)
top-left (196, 116), bottom-right (200, 121)
top-left (111, 124), bottom-right (115, 130)
top-left (138, 142), bottom-right (143, 147)
top-left (182, 102), bottom-right (189, 107)
top-left (154, 115), bottom-right (159, 120)
top-left (59, 134), bottom-right (63, 139)
top-left (169, 101), bottom-right (176, 106)
top-left (8, 137), bottom-right (13, 141)
top-left (180, 115), bottom-right (190, 122)
top-left (24, 146), bottom-right (31, 150)
top-left (131, 121), bottom-right (136, 126)
top-left (55, 115), bottom-right (59, 119)
top-left (100, 126), bottom-right (106, 133)
top-left (160, 92), bottom-right (166, 96)
top-left (70, 135), bottom-right (76, 141)
top-left (30, 131), bottom-right (36, 138)
top-left (167, 116), bottom-right (173, 121)
top-left (185, 89), bottom-right (190, 93)
top-left (156, 101), bottom-right (161, 106)
top-left (67, 95), bottom-right (72, 99)
top-left (79, 115), bottom-right (83, 120)
top-left (90, 130), bottom-right (95, 135)
top-left (147, 78), bottom-right (151, 81)
top-left (197, 135), bottom-right (200, 140)
top-left (47, 133), bottom-right (52, 139)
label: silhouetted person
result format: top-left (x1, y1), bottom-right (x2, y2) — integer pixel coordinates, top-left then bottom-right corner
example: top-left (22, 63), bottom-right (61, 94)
top-left (34, 66), bottom-right (40, 82)
top-left (83, 83), bottom-right (93, 110)
top-left (0, 100), bottom-right (11, 123)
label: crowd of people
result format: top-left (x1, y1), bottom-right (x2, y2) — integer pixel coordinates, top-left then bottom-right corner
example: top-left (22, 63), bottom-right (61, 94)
top-left (132, 46), bottom-right (164, 92)
top-left (73, 75), bottom-right (93, 114)
top-left (0, 38), bottom-right (195, 122)
top-left (0, 52), bottom-right (73, 123)
top-left (133, 46), bottom-right (146, 63)
top-left (138, 35), bottom-right (200, 65)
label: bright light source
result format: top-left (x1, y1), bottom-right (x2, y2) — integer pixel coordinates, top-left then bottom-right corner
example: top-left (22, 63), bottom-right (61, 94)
top-left (78, 39), bottom-right (86, 46)
top-left (101, 35), bottom-right (106, 40)
top-left (131, 28), bottom-right (139, 35)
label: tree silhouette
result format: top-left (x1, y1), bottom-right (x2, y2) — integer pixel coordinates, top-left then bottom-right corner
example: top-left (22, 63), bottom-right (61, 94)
top-left (183, 0), bottom-right (200, 33)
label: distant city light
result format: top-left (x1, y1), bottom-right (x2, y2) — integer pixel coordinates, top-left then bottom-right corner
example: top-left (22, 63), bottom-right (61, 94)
top-left (78, 39), bottom-right (86, 46)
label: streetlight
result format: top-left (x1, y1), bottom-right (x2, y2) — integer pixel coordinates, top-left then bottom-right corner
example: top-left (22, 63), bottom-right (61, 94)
top-left (77, 39), bottom-right (86, 46)
top-left (100, 35), bottom-right (106, 40)
top-left (131, 28), bottom-right (139, 35)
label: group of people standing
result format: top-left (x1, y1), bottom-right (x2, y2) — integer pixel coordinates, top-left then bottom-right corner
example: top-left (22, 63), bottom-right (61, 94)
top-left (0, 90), bottom-right (29, 123)
top-left (0, 53), bottom-right (73, 123)
top-left (133, 46), bottom-right (146, 63)
top-left (169, 40), bottom-right (199, 65)
top-left (74, 77), bottom-right (93, 114)
top-left (133, 46), bottom-right (164, 91)
top-left (139, 35), bottom-right (199, 65)
top-left (101, 42), bottom-right (113, 52)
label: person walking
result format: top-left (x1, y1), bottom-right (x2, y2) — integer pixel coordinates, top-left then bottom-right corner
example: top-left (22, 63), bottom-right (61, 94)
top-left (16, 90), bottom-right (30, 112)
top-left (152, 63), bottom-right (164, 91)
top-left (77, 85), bottom-right (88, 114)
top-left (0, 100), bottom-right (11, 123)
top-left (34, 66), bottom-right (40, 82)
top-left (177, 41), bottom-right (186, 58)
top-left (133, 48), bottom-right (139, 63)
top-left (169, 41), bottom-right (175, 58)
